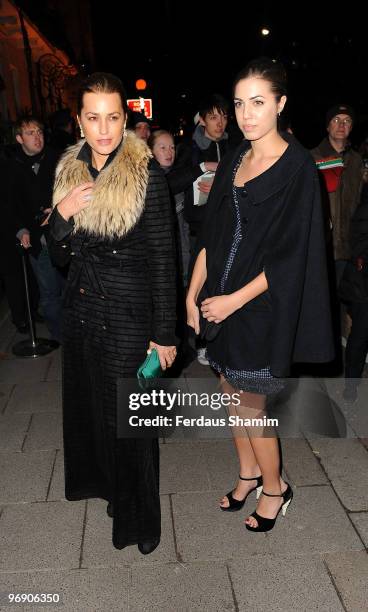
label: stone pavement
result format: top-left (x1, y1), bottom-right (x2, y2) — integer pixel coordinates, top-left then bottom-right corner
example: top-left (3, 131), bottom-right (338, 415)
top-left (0, 308), bottom-right (367, 611)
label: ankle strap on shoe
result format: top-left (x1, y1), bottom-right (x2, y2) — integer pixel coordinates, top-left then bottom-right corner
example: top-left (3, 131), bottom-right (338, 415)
top-left (239, 474), bottom-right (262, 481)
top-left (261, 490), bottom-right (283, 497)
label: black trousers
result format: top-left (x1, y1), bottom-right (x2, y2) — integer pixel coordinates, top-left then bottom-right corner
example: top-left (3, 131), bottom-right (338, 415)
top-left (0, 254), bottom-right (39, 327)
top-left (345, 302), bottom-right (368, 380)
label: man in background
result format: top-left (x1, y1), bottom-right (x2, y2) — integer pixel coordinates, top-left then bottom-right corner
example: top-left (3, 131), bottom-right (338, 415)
top-left (12, 115), bottom-right (63, 344)
top-left (128, 111), bottom-right (151, 142)
top-left (311, 104), bottom-right (363, 284)
top-left (176, 94), bottom-right (230, 365)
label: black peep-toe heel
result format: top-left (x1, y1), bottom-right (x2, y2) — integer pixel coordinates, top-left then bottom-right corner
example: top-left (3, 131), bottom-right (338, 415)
top-left (220, 475), bottom-right (263, 512)
top-left (245, 483), bottom-right (293, 532)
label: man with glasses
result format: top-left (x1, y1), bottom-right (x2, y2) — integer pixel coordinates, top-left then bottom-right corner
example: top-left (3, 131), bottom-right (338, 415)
top-left (311, 105), bottom-right (363, 381)
top-left (312, 104), bottom-right (363, 285)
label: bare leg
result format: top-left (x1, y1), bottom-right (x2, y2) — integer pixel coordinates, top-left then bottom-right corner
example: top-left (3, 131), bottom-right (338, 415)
top-left (219, 436), bottom-right (262, 508)
top-left (219, 377), bottom-right (287, 521)
top-left (220, 376), bottom-right (261, 508)
top-left (220, 377), bottom-right (261, 507)
top-left (245, 437), bottom-right (288, 528)
top-left (241, 395), bottom-right (287, 528)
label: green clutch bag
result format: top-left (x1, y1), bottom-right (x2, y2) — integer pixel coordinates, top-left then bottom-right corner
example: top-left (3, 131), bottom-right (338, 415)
top-left (137, 348), bottom-right (163, 388)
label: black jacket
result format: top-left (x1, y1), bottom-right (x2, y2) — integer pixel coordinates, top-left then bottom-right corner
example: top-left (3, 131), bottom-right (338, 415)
top-left (339, 183), bottom-right (368, 303)
top-left (12, 145), bottom-right (60, 256)
top-left (176, 130), bottom-right (229, 233)
top-left (165, 156), bottom-right (202, 198)
top-left (311, 138), bottom-right (362, 260)
top-left (198, 134), bottom-right (335, 377)
top-left (349, 184), bottom-right (368, 259)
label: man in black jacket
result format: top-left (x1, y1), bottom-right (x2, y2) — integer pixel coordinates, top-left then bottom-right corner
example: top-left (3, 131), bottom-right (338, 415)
top-left (176, 94), bottom-right (230, 364)
top-left (0, 147), bottom-right (39, 333)
top-left (179, 94), bottom-right (229, 241)
top-left (13, 116), bottom-right (63, 343)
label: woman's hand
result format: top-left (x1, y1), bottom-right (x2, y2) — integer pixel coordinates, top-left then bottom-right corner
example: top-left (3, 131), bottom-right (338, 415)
top-left (186, 297), bottom-right (200, 335)
top-left (200, 294), bottom-right (239, 324)
top-left (148, 341), bottom-right (177, 371)
top-left (56, 182), bottom-right (95, 221)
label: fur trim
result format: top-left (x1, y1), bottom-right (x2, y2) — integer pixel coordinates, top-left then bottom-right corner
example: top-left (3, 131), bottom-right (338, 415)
top-left (53, 131), bottom-right (152, 238)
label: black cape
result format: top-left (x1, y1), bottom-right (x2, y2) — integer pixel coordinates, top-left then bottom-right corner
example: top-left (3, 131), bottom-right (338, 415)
top-left (197, 134), bottom-right (335, 377)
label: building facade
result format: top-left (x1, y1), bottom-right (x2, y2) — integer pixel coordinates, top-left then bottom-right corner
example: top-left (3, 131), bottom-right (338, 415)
top-left (0, 0), bottom-right (79, 141)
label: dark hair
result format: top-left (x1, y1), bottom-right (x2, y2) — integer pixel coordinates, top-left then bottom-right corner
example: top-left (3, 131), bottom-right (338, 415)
top-left (77, 72), bottom-right (128, 114)
top-left (147, 129), bottom-right (174, 151)
top-left (233, 57), bottom-right (287, 101)
top-left (15, 114), bottom-right (44, 136)
top-left (126, 111), bottom-right (151, 129)
top-left (198, 93), bottom-right (229, 119)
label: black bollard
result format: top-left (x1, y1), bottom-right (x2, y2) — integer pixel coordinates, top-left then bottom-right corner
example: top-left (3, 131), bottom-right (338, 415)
top-left (12, 246), bottom-right (59, 357)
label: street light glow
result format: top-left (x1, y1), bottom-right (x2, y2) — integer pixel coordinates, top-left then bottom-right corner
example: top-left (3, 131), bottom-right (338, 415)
top-left (261, 28), bottom-right (270, 36)
top-left (136, 78), bottom-right (147, 91)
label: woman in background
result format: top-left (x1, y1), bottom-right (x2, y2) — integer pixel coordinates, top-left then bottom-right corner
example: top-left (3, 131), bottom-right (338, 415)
top-left (148, 129), bottom-right (190, 287)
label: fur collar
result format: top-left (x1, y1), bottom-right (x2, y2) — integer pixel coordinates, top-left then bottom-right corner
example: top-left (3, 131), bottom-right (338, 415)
top-left (53, 131), bottom-right (152, 238)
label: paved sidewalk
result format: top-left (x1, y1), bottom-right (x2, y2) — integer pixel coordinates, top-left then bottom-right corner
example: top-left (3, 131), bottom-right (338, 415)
top-left (0, 308), bottom-right (367, 611)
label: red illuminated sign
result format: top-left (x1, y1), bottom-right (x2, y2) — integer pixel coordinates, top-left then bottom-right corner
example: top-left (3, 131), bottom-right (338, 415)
top-left (127, 98), bottom-right (152, 119)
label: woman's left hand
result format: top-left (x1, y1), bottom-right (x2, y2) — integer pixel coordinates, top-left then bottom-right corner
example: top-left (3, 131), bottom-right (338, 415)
top-left (148, 341), bottom-right (177, 370)
top-left (200, 294), bottom-right (239, 323)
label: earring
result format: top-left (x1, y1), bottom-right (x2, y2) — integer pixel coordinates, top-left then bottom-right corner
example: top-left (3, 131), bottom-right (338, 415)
top-left (277, 111), bottom-right (281, 118)
top-left (78, 123), bottom-right (85, 139)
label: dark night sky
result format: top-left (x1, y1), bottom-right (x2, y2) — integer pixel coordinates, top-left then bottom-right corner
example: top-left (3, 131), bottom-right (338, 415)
top-left (89, 1), bottom-right (366, 146)
top-left (17, 0), bottom-right (367, 147)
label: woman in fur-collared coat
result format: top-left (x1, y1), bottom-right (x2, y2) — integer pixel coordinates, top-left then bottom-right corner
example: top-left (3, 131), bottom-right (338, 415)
top-left (47, 73), bottom-right (177, 554)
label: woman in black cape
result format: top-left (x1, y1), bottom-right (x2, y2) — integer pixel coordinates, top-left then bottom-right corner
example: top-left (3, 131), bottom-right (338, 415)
top-left (187, 58), bottom-right (334, 532)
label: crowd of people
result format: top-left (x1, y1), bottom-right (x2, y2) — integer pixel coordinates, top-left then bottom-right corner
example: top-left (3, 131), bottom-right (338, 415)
top-left (0, 58), bottom-right (367, 552)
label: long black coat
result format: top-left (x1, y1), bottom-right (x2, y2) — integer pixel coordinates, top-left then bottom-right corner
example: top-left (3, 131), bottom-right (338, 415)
top-left (198, 134), bottom-right (334, 377)
top-left (48, 136), bottom-right (176, 550)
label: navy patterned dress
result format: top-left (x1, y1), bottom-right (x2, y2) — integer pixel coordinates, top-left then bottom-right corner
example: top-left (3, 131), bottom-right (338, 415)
top-left (207, 152), bottom-right (284, 394)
